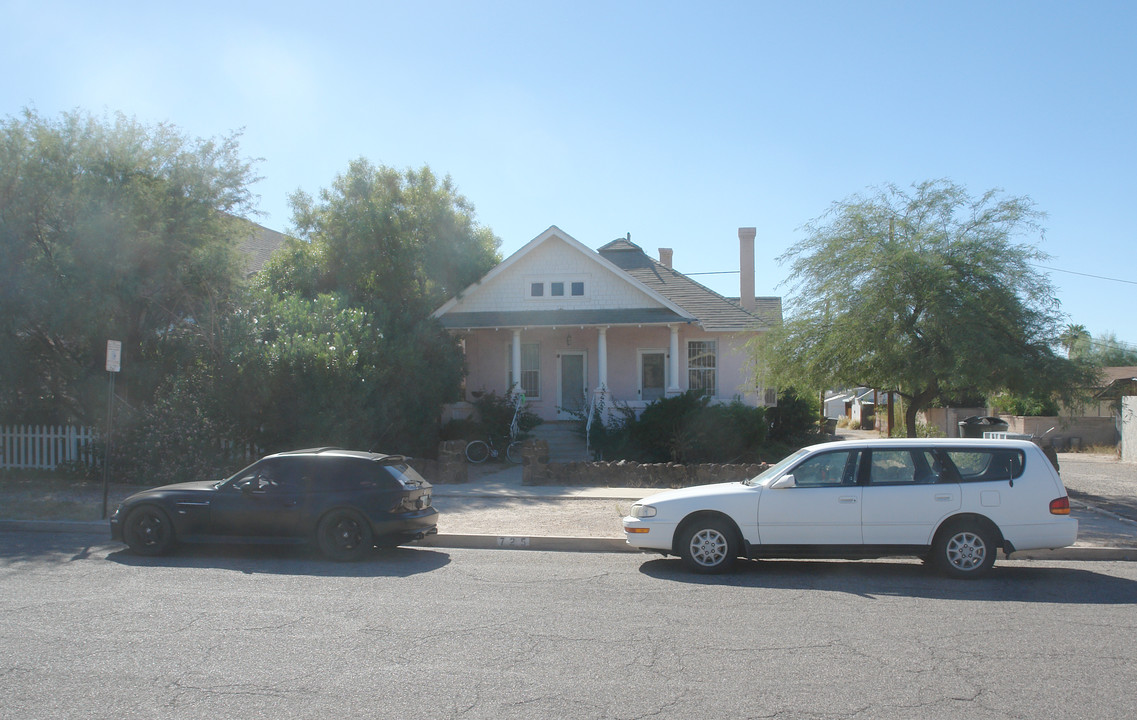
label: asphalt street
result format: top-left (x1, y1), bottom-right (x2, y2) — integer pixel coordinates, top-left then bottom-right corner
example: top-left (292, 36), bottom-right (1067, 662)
top-left (2, 535), bottom-right (1135, 720)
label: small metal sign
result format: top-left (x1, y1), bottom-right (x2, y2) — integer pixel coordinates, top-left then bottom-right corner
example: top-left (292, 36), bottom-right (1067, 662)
top-left (106, 340), bottom-right (122, 373)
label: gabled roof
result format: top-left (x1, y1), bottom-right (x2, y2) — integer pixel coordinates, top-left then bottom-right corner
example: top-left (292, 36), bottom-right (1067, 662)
top-left (433, 226), bottom-right (696, 328)
top-left (433, 226), bottom-right (782, 333)
top-left (597, 238), bottom-right (781, 332)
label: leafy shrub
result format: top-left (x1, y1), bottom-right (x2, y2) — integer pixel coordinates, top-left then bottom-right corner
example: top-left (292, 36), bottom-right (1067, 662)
top-left (467, 390), bottom-right (542, 441)
top-left (111, 368), bottom-right (249, 485)
top-left (587, 390), bottom-right (769, 464)
top-left (988, 391), bottom-right (1059, 416)
top-left (766, 388), bottom-right (821, 444)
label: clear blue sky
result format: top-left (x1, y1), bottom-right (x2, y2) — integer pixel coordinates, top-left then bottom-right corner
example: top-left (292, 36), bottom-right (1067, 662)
top-left (4, 1), bottom-right (1135, 349)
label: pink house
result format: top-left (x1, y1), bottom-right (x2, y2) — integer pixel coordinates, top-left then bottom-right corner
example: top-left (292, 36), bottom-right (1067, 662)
top-left (433, 226), bottom-right (782, 424)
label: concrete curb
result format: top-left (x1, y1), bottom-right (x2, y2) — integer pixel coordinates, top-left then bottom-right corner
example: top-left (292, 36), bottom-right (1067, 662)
top-left (420, 533), bottom-right (638, 553)
top-left (3, 519), bottom-right (1135, 561)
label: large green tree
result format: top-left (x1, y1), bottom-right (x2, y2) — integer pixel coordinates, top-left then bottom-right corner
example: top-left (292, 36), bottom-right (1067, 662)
top-left (755, 180), bottom-right (1099, 436)
top-left (227, 160), bottom-right (502, 455)
top-left (0, 108), bottom-right (255, 423)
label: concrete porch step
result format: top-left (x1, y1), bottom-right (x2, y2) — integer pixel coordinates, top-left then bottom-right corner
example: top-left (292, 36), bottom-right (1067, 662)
top-left (527, 422), bottom-right (591, 462)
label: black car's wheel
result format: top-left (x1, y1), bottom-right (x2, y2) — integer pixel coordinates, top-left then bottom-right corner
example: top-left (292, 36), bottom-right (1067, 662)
top-left (678, 517), bottom-right (738, 574)
top-left (465, 440), bottom-right (490, 464)
top-left (123, 505), bottom-right (175, 556)
top-left (931, 520), bottom-right (997, 578)
top-left (505, 441), bottom-right (523, 464)
top-left (317, 510), bottom-right (374, 561)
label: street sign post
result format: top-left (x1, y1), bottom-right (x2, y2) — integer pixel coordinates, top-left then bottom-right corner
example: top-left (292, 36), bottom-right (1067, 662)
top-left (103, 341), bottom-right (121, 519)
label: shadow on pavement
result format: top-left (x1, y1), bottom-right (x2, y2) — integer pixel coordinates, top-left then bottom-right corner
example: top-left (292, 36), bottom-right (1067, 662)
top-left (0, 531), bottom-right (451, 577)
top-left (636, 556), bottom-right (1137, 604)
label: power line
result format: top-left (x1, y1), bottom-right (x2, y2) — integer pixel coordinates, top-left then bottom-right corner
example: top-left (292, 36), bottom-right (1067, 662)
top-left (1032, 264), bottom-right (1137, 286)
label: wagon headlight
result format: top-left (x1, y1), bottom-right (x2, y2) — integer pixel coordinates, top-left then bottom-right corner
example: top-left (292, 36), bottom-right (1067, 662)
top-left (631, 504), bottom-right (657, 519)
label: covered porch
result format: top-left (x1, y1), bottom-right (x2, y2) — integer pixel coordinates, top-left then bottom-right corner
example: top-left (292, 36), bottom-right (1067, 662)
top-left (446, 317), bottom-right (753, 424)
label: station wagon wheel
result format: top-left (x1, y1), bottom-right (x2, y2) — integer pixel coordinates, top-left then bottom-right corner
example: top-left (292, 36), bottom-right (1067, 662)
top-left (317, 510), bottom-right (374, 561)
top-left (123, 505), bottom-right (175, 556)
top-left (465, 440), bottom-right (490, 464)
top-left (932, 521), bottom-right (997, 579)
top-left (678, 518), bottom-right (738, 574)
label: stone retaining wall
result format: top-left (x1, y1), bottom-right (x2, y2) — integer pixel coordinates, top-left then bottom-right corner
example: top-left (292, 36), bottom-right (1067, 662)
top-left (408, 440), bottom-right (468, 484)
top-left (523, 459), bottom-right (770, 488)
top-left (414, 439), bottom-right (771, 488)
top-left (519, 438), bottom-right (768, 487)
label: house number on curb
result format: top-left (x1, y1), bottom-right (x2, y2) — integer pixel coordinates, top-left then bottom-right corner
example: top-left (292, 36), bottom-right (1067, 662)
top-left (497, 537), bottom-right (531, 548)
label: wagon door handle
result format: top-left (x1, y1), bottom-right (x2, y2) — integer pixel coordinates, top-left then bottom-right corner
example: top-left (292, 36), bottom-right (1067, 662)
top-left (838, 496), bottom-right (858, 504)
top-left (935, 494), bottom-right (954, 502)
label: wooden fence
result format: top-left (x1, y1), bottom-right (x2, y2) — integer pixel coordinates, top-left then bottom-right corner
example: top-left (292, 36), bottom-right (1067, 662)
top-left (0, 425), bottom-right (98, 470)
top-left (0, 424), bottom-right (264, 472)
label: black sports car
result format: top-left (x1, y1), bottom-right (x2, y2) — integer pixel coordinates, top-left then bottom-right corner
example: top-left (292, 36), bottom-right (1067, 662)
top-left (109, 448), bottom-right (438, 560)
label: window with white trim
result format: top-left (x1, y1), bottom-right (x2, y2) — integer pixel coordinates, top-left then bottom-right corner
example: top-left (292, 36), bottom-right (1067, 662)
top-left (507, 342), bottom-right (541, 399)
top-left (687, 340), bottom-right (717, 396)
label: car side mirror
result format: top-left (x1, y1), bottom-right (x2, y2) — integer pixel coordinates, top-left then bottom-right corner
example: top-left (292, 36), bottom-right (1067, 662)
top-left (771, 474), bottom-right (796, 489)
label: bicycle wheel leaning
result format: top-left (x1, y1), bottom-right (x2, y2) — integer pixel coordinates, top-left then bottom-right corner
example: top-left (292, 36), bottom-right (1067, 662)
top-left (465, 440), bottom-right (491, 463)
top-left (505, 441), bottom-right (523, 464)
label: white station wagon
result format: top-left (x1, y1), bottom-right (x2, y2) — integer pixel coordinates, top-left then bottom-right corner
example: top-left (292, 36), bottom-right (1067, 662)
top-left (623, 439), bottom-right (1077, 577)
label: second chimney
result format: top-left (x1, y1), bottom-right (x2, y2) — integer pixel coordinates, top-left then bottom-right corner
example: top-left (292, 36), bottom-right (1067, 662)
top-left (659, 248), bottom-right (673, 269)
top-left (739, 227), bottom-right (756, 311)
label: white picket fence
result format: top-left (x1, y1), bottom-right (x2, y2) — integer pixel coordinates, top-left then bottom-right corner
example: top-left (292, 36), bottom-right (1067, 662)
top-left (0, 425), bottom-right (268, 472)
top-left (0, 425), bottom-right (98, 470)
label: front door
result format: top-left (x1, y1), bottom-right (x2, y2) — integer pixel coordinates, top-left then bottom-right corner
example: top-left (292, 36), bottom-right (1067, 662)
top-left (558, 351), bottom-right (587, 419)
top-left (639, 350), bottom-right (666, 402)
top-left (757, 449), bottom-right (864, 545)
top-left (210, 458), bottom-right (304, 538)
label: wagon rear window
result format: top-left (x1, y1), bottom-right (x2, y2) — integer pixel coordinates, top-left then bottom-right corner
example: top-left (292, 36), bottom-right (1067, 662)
top-left (942, 449), bottom-right (1025, 482)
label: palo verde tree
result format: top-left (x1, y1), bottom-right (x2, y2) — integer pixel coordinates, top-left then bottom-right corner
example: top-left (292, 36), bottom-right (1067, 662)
top-left (0, 108), bottom-right (255, 423)
top-left (755, 180), bottom-right (1100, 436)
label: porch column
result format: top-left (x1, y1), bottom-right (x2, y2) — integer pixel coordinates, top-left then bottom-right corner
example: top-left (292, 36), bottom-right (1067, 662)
top-left (597, 326), bottom-right (608, 392)
top-left (511, 329), bottom-right (522, 393)
top-left (667, 324), bottom-right (681, 396)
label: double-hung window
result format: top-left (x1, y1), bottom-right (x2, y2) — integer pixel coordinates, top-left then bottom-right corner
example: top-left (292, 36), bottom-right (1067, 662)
top-left (508, 342), bottom-right (541, 399)
top-left (687, 340), bottom-right (717, 396)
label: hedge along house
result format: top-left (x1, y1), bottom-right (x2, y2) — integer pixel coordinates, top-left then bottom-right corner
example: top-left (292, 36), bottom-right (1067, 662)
top-left (432, 226), bottom-right (783, 424)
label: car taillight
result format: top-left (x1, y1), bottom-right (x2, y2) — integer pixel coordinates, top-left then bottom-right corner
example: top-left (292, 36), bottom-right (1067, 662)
top-left (1049, 496), bottom-right (1071, 515)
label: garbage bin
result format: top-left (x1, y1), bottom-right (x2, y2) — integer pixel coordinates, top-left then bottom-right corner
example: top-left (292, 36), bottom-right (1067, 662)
top-left (957, 416), bottom-right (1009, 439)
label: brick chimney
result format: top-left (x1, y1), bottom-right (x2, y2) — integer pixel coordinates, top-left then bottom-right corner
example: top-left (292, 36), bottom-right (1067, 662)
top-left (659, 248), bottom-right (673, 269)
top-left (739, 227), bottom-right (756, 311)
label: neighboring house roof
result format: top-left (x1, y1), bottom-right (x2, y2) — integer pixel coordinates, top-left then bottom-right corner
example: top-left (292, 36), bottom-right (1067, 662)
top-left (597, 239), bottom-right (781, 332)
top-left (236, 219), bottom-right (290, 276)
top-left (1096, 366), bottom-right (1137, 399)
top-left (1099, 366), bottom-right (1137, 385)
top-left (434, 226), bottom-right (782, 333)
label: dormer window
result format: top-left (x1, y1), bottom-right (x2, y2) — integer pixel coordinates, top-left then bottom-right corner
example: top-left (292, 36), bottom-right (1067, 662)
top-left (551, 282), bottom-right (564, 296)
top-left (530, 282), bottom-right (544, 297)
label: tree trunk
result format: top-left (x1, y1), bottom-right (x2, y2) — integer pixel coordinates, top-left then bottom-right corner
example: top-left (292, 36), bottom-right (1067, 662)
top-left (904, 381), bottom-right (940, 437)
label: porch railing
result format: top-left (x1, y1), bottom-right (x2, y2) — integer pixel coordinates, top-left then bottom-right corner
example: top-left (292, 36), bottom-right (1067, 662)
top-left (585, 387), bottom-right (605, 460)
